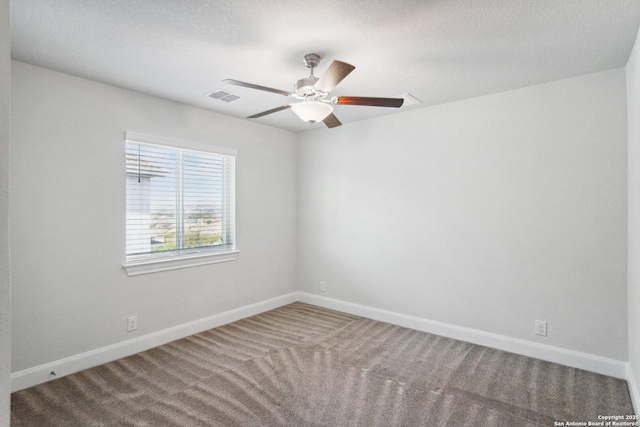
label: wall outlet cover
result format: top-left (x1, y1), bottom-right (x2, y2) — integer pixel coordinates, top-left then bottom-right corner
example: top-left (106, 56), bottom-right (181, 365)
top-left (535, 320), bottom-right (547, 336)
top-left (127, 316), bottom-right (138, 332)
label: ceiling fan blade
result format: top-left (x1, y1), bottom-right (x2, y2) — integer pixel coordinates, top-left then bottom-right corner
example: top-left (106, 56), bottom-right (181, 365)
top-left (314, 60), bottom-right (356, 93)
top-left (247, 105), bottom-right (292, 119)
top-left (323, 113), bottom-right (342, 128)
top-left (334, 96), bottom-right (404, 108)
top-left (223, 79), bottom-right (291, 97)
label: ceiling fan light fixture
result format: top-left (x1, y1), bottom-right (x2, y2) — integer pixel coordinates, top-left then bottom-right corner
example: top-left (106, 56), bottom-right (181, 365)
top-left (291, 101), bottom-right (333, 123)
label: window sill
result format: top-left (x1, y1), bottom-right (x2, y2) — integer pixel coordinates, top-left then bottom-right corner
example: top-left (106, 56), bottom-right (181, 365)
top-left (123, 250), bottom-right (239, 276)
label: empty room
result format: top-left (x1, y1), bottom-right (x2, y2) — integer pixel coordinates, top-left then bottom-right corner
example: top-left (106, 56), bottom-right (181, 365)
top-left (2, 0), bottom-right (640, 426)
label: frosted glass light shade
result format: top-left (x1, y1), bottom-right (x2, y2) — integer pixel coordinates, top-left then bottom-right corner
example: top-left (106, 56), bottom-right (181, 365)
top-left (291, 101), bottom-right (333, 123)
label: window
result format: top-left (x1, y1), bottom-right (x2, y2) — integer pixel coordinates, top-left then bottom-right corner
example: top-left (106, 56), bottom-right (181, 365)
top-left (124, 132), bottom-right (237, 275)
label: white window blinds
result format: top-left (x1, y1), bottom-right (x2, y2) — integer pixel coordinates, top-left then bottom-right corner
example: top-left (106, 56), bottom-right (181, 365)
top-left (125, 135), bottom-right (236, 261)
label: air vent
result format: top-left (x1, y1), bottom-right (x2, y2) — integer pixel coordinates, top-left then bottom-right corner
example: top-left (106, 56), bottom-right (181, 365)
top-left (207, 89), bottom-right (242, 103)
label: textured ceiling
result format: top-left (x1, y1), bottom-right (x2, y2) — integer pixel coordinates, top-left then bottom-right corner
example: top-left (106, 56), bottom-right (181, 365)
top-left (10, 0), bottom-right (640, 133)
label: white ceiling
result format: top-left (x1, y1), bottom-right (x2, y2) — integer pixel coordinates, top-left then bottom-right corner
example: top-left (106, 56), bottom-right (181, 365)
top-left (10, 0), bottom-right (640, 133)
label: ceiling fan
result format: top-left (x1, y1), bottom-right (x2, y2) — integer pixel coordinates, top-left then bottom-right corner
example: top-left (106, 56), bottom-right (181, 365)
top-left (223, 54), bottom-right (404, 128)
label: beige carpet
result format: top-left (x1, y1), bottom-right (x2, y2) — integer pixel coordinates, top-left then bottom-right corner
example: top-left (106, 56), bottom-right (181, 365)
top-left (11, 302), bottom-right (634, 426)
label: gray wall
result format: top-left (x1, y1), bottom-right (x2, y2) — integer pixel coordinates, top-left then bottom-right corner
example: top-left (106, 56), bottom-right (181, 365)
top-left (0, 0), bottom-right (10, 422)
top-left (10, 62), bottom-right (298, 371)
top-left (627, 28), bottom-right (640, 408)
top-left (297, 69), bottom-right (628, 360)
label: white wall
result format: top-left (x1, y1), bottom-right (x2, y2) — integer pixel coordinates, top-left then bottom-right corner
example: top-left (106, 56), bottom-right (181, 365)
top-left (10, 61), bottom-right (298, 372)
top-left (0, 0), bottom-right (10, 422)
top-left (298, 69), bottom-right (628, 360)
top-left (627, 28), bottom-right (640, 410)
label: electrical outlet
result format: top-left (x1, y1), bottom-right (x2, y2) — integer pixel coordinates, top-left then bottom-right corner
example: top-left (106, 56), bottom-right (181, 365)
top-left (319, 281), bottom-right (326, 293)
top-left (127, 316), bottom-right (138, 332)
top-left (535, 320), bottom-right (547, 336)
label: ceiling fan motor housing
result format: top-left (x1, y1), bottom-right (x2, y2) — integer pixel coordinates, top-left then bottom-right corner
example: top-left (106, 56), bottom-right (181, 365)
top-left (294, 77), bottom-right (321, 97)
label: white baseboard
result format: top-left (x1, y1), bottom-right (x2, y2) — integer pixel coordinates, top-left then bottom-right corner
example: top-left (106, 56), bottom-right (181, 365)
top-left (11, 291), bottom-right (632, 395)
top-left (298, 292), bottom-right (628, 380)
top-left (628, 363), bottom-right (640, 415)
top-left (11, 292), bottom-right (298, 392)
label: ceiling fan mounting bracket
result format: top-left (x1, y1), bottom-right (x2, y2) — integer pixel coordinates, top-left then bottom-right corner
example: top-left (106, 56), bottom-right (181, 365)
top-left (303, 53), bottom-right (321, 70)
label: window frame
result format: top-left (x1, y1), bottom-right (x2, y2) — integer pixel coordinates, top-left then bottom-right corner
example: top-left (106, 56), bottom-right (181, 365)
top-left (122, 132), bottom-right (238, 276)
